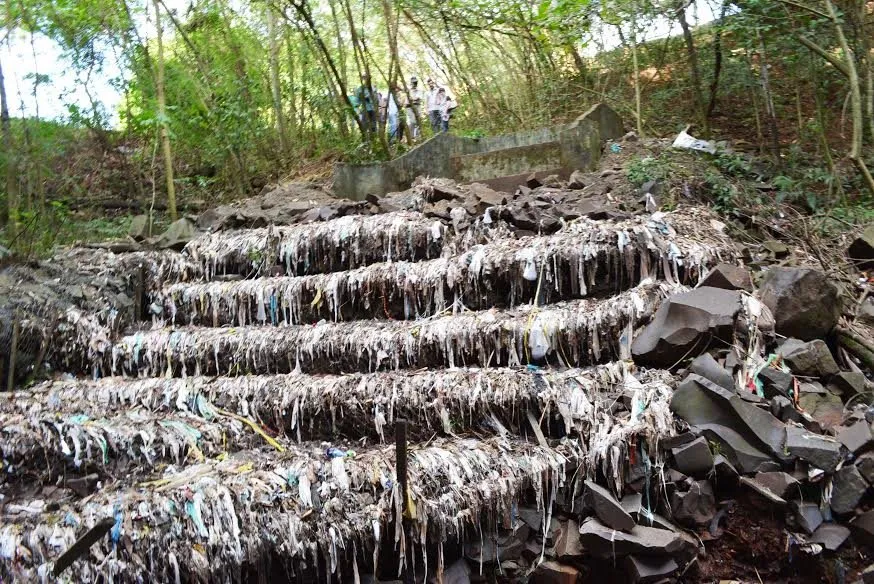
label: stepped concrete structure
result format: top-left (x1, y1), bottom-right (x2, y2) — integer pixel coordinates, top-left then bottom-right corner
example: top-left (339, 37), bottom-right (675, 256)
top-left (333, 103), bottom-right (624, 200)
top-left (0, 126), bottom-right (740, 582)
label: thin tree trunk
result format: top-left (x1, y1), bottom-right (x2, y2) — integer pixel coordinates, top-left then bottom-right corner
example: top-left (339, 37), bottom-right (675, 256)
top-left (0, 58), bottom-right (18, 234)
top-left (676, 2), bottom-right (708, 135)
top-left (267, 6), bottom-right (290, 159)
top-left (756, 30), bottom-right (781, 167)
top-left (153, 0), bottom-right (178, 221)
top-left (824, 0), bottom-right (874, 194)
top-left (706, 0), bottom-right (728, 118)
top-left (629, 21), bottom-right (644, 137)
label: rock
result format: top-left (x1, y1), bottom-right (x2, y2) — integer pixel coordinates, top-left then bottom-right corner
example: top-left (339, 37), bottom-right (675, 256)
top-left (689, 353), bottom-right (735, 390)
top-left (442, 559), bottom-right (471, 584)
top-left (698, 263), bottom-right (753, 292)
top-left (752, 471), bottom-right (800, 499)
top-left (808, 524), bottom-right (850, 552)
top-left (860, 298), bottom-right (874, 327)
top-left (785, 426), bottom-right (843, 472)
top-left (632, 288), bottom-right (743, 368)
top-left (469, 183), bottom-right (507, 210)
top-left (526, 173), bottom-right (543, 189)
top-left (671, 437), bottom-right (714, 477)
top-left (624, 555), bottom-right (679, 584)
top-left (851, 509), bottom-right (874, 548)
top-left (759, 367), bottom-right (794, 399)
top-left (762, 239), bottom-right (790, 258)
top-left (857, 452), bottom-right (874, 483)
top-left (779, 339), bottom-right (839, 378)
top-left (790, 501), bottom-right (823, 534)
top-left (829, 372), bottom-right (868, 398)
top-left (798, 390), bottom-right (844, 430)
top-left (621, 493), bottom-right (643, 518)
top-left (670, 479), bottom-right (716, 526)
top-left (863, 563), bottom-right (874, 584)
top-left (128, 215), bottom-right (150, 240)
top-left (585, 480), bottom-right (636, 531)
top-left (695, 424), bottom-right (774, 474)
top-left (671, 375), bottom-right (787, 461)
top-left (771, 395), bottom-right (802, 423)
top-left (578, 518), bottom-right (686, 559)
top-left (517, 506), bottom-right (544, 532)
top-left (464, 525), bottom-right (529, 562)
top-left (660, 433), bottom-right (696, 450)
top-left (155, 217), bottom-right (197, 250)
top-left (830, 466), bottom-right (868, 515)
top-left (567, 170), bottom-right (587, 190)
top-left (553, 520), bottom-right (584, 559)
top-left (712, 454), bottom-right (740, 484)
top-left (848, 225), bottom-right (874, 269)
top-left (740, 476), bottom-right (787, 504)
top-left (759, 267), bottom-right (841, 341)
top-left (531, 561), bottom-right (579, 584)
top-left (837, 420), bottom-right (874, 454)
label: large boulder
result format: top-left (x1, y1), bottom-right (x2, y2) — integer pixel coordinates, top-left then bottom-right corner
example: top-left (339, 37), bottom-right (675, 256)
top-left (848, 225), bottom-right (874, 269)
top-left (155, 217), bottom-right (197, 250)
top-left (778, 339), bottom-right (839, 378)
top-left (758, 268), bottom-right (840, 340)
top-left (632, 287), bottom-right (743, 368)
top-left (578, 518), bottom-right (688, 559)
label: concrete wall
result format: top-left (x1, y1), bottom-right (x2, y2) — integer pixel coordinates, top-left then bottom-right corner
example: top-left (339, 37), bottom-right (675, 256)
top-left (333, 103), bottom-right (624, 200)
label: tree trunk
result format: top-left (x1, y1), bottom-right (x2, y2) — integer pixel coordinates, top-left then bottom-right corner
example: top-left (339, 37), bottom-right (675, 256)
top-left (629, 21), bottom-right (644, 137)
top-left (676, 2), bottom-right (708, 135)
top-left (706, 0), bottom-right (728, 118)
top-left (153, 0), bottom-right (178, 221)
top-left (0, 58), bottom-right (18, 234)
top-left (756, 31), bottom-right (781, 167)
top-left (267, 6), bottom-right (290, 159)
top-left (824, 0), bottom-right (874, 195)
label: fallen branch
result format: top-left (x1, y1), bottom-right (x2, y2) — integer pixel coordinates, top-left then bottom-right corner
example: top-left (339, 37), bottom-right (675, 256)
top-left (837, 326), bottom-right (874, 371)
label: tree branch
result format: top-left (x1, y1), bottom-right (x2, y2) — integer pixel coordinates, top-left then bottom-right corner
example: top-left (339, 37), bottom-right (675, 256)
top-left (797, 34), bottom-right (850, 77)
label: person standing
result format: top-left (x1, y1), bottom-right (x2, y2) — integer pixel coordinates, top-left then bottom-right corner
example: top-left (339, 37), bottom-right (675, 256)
top-left (440, 90), bottom-right (457, 132)
top-left (354, 74), bottom-right (377, 135)
top-left (425, 78), bottom-right (444, 134)
top-left (404, 77), bottom-right (423, 141)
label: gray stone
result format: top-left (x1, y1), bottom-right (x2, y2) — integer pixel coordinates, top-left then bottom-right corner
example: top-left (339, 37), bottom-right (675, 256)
top-left (712, 454), bottom-right (740, 483)
top-left (128, 215), bottom-right (150, 240)
top-left (771, 395), bottom-right (802, 423)
top-left (567, 170), bottom-right (587, 190)
top-left (671, 437), bottom-right (714, 477)
top-left (578, 518), bottom-right (686, 559)
top-left (624, 555), bottom-right (679, 584)
top-left (790, 501), bottom-right (823, 534)
top-left (759, 267), bottom-right (841, 341)
top-left (860, 298), bottom-right (874, 327)
top-left (759, 367), bottom-right (794, 398)
top-left (808, 523), bottom-right (850, 551)
top-left (660, 433), bottom-right (696, 450)
top-left (857, 452), bottom-right (874, 483)
top-left (762, 239), bottom-right (790, 258)
top-left (464, 524), bottom-right (529, 562)
top-left (740, 476), bottom-right (787, 505)
top-left (837, 421), bottom-right (874, 454)
top-left (553, 520), bottom-right (584, 559)
top-left (531, 561), bottom-right (579, 584)
top-left (851, 509), bottom-right (874, 548)
top-left (848, 225), bottom-right (874, 269)
top-left (442, 559), bottom-right (471, 584)
top-left (779, 339), bottom-right (839, 378)
top-left (632, 288), bottom-right (743, 368)
top-left (785, 426), bottom-right (843, 472)
top-left (698, 263), bottom-right (753, 292)
top-left (830, 372), bottom-right (869, 398)
top-left (517, 506), bottom-right (545, 531)
top-left (831, 466), bottom-right (868, 515)
top-left (690, 352), bottom-right (735, 390)
top-left (156, 217), bottom-right (197, 250)
top-left (585, 480), bottom-right (636, 531)
top-left (798, 390), bottom-right (844, 430)
top-left (753, 471), bottom-right (801, 499)
top-left (863, 563), bottom-right (874, 584)
top-left (671, 374), bottom-right (787, 461)
top-left (695, 424), bottom-right (773, 474)
top-left (621, 493), bottom-right (643, 518)
top-left (670, 479), bottom-right (716, 526)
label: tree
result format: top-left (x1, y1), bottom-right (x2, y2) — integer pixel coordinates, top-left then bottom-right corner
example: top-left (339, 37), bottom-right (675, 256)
top-left (153, 0), bottom-right (178, 220)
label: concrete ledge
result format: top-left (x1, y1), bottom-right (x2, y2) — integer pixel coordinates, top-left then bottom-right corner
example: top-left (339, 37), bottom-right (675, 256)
top-left (333, 103), bottom-right (624, 200)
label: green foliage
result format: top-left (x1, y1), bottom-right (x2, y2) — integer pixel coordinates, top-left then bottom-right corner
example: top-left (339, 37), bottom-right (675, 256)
top-left (626, 155), bottom-right (671, 186)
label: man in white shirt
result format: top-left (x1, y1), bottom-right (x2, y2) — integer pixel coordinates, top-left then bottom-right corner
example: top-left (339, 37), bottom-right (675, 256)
top-left (425, 78), bottom-right (445, 134)
top-left (404, 76), bottom-right (422, 140)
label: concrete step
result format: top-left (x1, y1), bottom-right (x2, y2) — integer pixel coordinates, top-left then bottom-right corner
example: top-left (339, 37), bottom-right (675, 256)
top-left (101, 282), bottom-right (681, 378)
top-left (184, 211), bottom-right (446, 279)
top-left (156, 213), bottom-right (725, 327)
